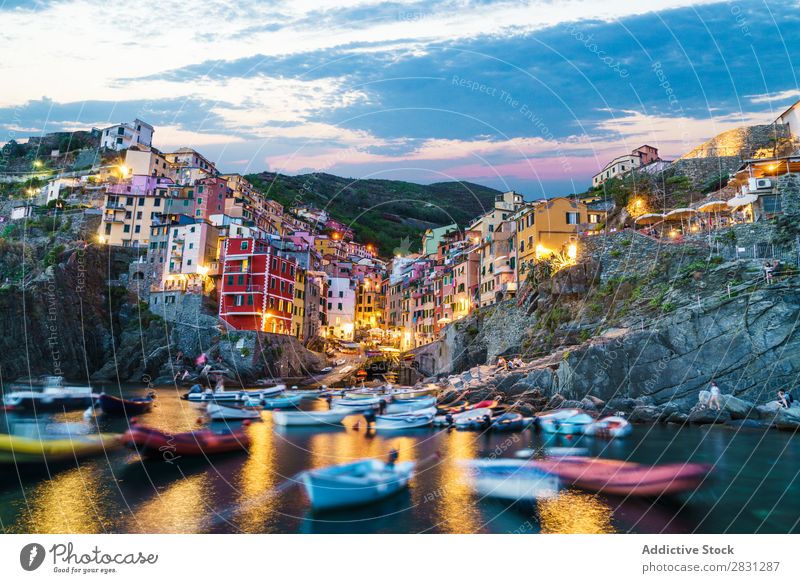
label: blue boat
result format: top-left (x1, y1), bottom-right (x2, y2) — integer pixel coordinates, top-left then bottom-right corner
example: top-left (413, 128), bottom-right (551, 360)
top-left (490, 412), bottom-right (531, 432)
top-left (97, 392), bottom-right (155, 416)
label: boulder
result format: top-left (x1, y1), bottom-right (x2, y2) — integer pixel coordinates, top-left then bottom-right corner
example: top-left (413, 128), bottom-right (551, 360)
top-left (757, 405), bottom-right (800, 430)
top-left (607, 397), bottom-right (637, 413)
top-left (718, 394), bottom-right (756, 419)
top-left (558, 399), bottom-right (585, 409)
top-left (494, 372), bottom-right (525, 392)
top-left (628, 406), bottom-right (663, 423)
top-left (579, 398), bottom-right (597, 411)
top-left (666, 411), bottom-right (689, 425)
top-left (633, 395), bottom-right (656, 407)
top-left (584, 395), bottom-right (606, 408)
top-left (546, 393), bottom-right (566, 408)
top-left (688, 406), bottom-right (731, 425)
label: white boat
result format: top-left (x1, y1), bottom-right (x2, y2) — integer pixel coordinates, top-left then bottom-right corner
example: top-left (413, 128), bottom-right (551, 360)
top-left (433, 407), bottom-right (493, 426)
top-left (539, 409), bottom-right (594, 435)
top-left (374, 407), bottom-right (437, 430)
top-left (332, 396), bottom-right (383, 411)
top-left (186, 385), bottom-right (285, 402)
top-left (461, 459), bottom-right (561, 502)
top-left (272, 409), bottom-right (351, 426)
top-left (245, 394), bottom-right (305, 409)
top-left (584, 415), bottom-right (632, 438)
top-left (207, 402), bottom-right (261, 420)
top-left (3, 376), bottom-right (96, 411)
top-left (385, 396), bottom-right (436, 414)
top-left (301, 458), bottom-right (415, 510)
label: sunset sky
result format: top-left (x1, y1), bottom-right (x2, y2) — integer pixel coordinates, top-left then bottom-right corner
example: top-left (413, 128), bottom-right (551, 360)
top-left (1, 0), bottom-right (799, 197)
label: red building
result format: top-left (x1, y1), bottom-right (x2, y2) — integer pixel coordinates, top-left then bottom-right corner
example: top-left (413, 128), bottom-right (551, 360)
top-left (195, 176), bottom-right (228, 219)
top-left (219, 237), bottom-right (297, 334)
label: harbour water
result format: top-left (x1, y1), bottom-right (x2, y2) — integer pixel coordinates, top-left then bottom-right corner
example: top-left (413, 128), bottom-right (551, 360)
top-left (1, 387), bottom-right (798, 534)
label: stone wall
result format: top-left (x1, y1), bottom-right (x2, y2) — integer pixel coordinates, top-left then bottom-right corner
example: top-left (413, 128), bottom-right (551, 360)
top-left (670, 156), bottom-right (742, 188)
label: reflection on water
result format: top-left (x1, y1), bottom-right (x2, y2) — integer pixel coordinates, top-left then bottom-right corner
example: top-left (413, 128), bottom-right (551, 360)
top-left (2, 388), bottom-right (799, 533)
top-left (12, 463), bottom-right (111, 534)
top-left (432, 429), bottom-right (481, 533)
top-left (537, 490), bottom-right (615, 534)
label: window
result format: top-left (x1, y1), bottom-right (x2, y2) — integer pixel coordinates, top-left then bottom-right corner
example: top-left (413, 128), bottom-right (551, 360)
top-left (247, 295), bottom-right (253, 305)
top-left (589, 213), bottom-right (600, 224)
top-left (136, 211), bottom-right (142, 219)
top-left (234, 295), bottom-right (243, 306)
top-left (227, 275), bottom-right (234, 286)
top-left (241, 240), bottom-right (248, 250)
top-left (237, 275), bottom-right (244, 285)
top-left (566, 212), bottom-right (580, 225)
top-left (762, 195), bottom-right (782, 214)
top-left (338, 291), bottom-right (344, 298)
top-left (338, 303), bottom-right (343, 310)
top-left (154, 198), bottom-right (161, 207)
top-left (134, 225), bottom-right (141, 234)
top-left (126, 197), bottom-right (134, 206)
top-left (123, 225), bottom-right (130, 233)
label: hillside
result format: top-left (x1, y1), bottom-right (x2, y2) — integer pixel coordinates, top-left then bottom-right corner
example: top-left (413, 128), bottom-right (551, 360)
top-left (246, 172), bottom-right (503, 256)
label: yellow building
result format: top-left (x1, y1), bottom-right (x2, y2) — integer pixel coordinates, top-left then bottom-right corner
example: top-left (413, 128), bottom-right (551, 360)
top-left (515, 197), bottom-right (592, 268)
top-left (292, 266), bottom-right (306, 340)
top-left (355, 273), bottom-right (383, 332)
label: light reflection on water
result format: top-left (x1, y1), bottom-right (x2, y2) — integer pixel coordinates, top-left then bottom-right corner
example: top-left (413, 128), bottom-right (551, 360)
top-left (1, 388), bottom-right (799, 534)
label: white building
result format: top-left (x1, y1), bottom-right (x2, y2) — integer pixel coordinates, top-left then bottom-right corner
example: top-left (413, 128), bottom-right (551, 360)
top-left (592, 145), bottom-right (659, 187)
top-left (43, 177), bottom-right (80, 204)
top-left (775, 99), bottom-right (800, 137)
top-left (161, 221), bottom-right (220, 293)
top-left (100, 119), bottom-right (154, 151)
top-left (325, 276), bottom-right (356, 340)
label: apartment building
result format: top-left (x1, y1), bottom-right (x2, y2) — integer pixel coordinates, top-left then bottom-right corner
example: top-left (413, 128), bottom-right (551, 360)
top-left (100, 119), bottom-right (154, 151)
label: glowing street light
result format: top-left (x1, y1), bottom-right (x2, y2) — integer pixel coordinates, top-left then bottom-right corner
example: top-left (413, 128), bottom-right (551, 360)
top-left (32, 160), bottom-right (43, 169)
top-left (118, 164), bottom-right (131, 178)
top-left (567, 243), bottom-right (578, 260)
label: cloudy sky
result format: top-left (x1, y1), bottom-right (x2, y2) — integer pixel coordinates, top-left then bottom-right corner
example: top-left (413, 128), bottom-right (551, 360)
top-left (1, 0), bottom-right (799, 197)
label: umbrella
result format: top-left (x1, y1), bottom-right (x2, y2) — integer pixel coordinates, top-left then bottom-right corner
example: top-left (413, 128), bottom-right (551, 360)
top-left (727, 193), bottom-right (758, 208)
top-left (664, 208), bottom-right (697, 220)
top-left (437, 317), bottom-right (452, 325)
top-left (634, 213), bottom-right (664, 225)
top-left (697, 201), bottom-right (729, 212)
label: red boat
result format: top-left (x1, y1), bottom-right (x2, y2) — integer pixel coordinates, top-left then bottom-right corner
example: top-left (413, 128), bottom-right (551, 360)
top-left (532, 457), bottom-right (711, 497)
top-left (443, 399), bottom-right (500, 413)
top-left (121, 422), bottom-right (250, 457)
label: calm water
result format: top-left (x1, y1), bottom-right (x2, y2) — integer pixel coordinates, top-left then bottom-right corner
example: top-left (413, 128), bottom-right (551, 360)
top-left (1, 386), bottom-right (798, 534)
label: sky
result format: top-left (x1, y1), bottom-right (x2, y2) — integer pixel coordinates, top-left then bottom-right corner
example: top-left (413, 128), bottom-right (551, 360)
top-left (1, 0), bottom-right (799, 198)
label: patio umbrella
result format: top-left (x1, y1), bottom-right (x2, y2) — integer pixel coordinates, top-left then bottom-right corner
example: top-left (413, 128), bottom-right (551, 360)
top-left (634, 213), bottom-right (664, 225)
top-left (727, 193), bottom-right (758, 208)
top-left (664, 208), bottom-right (697, 220)
top-left (697, 201), bottom-right (729, 212)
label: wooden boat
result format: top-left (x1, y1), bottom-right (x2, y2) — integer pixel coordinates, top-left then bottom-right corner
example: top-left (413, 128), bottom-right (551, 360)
top-left (584, 415), bottom-right (632, 438)
top-left (121, 423), bottom-right (250, 457)
top-left (0, 431), bottom-right (121, 464)
top-left (385, 395), bottom-right (436, 414)
top-left (374, 407), bottom-right (437, 430)
top-left (284, 389), bottom-right (324, 399)
top-left (461, 459), bottom-right (561, 502)
top-left (389, 386), bottom-right (438, 400)
top-left (530, 457), bottom-right (712, 497)
top-left (3, 376), bottom-right (96, 412)
top-left (206, 402), bottom-right (261, 421)
top-left (259, 394), bottom-right (305, 409)
top-left (184, 385), bottom-right (285, 402)
top-left (434, 407), bottom-right (493, 427)
top-left (271, 409), bottom-right (351, 426)
top-left (301, 457), bottom-right (415, 510)
top-left (332, 396), bottom-right (383, 411)
top-left (490, 412), bottom-right (531, 432)
top-left (97, 392), bottom-right (155, 416)
top-left (539, 409), bottom-right (594, 435)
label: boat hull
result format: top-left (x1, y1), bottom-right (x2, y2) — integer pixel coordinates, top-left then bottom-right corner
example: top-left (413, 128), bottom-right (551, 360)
top-left (122, 425), bottom-right (250, 457)
top-left (302, 460), bottom-right (415, 510)
top-left (462, 460), bottom-right (561, 502)
top-left (98, 393), bottom-right (154, 416)
top-left (385, 396), bottom-right (436, 414)
top-left (374, 408), bottom-right (436, 430)
top-left (0, 433), bottom-right (121, 464)
top-left (272, 410), bottom-right (350, 426)
top-left (207, 402), bottom-right (261, 420)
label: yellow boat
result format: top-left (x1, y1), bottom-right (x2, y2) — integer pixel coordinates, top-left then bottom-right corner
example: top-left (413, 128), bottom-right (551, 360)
top-left (0, 432), bottom-right (121, 464)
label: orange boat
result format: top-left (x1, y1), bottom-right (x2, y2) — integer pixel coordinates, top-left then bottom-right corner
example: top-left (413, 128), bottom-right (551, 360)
top-left (531, 457), bottom-right (711, 497)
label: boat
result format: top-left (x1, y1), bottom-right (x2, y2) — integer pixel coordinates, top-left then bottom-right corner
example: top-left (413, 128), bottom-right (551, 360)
top-left (441, 399), bottom-right (500, 414)
top-left (389, 386), bottom-right (438, 400)
top-left (433, 407), bottom-right (493, 426)
top-left (538, 409), bottom-right (594, 435)
top-left (271, 409), bottom-right (352, 426)
top-left (385, 395), bottom-right (436, 414)
top-left (97, 392), bottom-right (155, 416)
top-left (530, 456), bottom-right (712, 497)
top-left (183, 385), bottom-right (285, 402)
top-left (301, 456), bottom-right (415, 510)
top-left (490, 412), bottom-right (531, 432)
top-left (250, 394), bottom-right (305, 409)
top-left (584, 415), bottom-right (632, 438)
top-left (455, 411), bottom-right (494, 430)
top-left (374, 407), bottom-right (437, 430)
top-left (284, 389), bottom-right (325, 399)
top-left (206, 402), bottom-right (262, 421)
top-left (3, 376), bottom-right (96, 412)
top-left (0, 425), bottom-right (121, 464)
top-left (331, 396), bottom-right (383, 411)
top-left (121, 423), bottom-right (250, 457)
top-left (461, 459), bottom-right (561, 502)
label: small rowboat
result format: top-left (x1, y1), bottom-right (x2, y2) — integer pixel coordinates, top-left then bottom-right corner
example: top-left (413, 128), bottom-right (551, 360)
top-left (97, 392), bottom-right (155, 416)
top-left (301, 457), bottom-right (415, 510)
top-left (207, 402), bottom-right (261, 421)
top-left (374, 407), bottom-right (437, 430)
top-left (332, 396), bottom-right (383, 411)
top-left (272, 409), bottom-right (351, 427)
top-left (0, 432), bottom-right (121, 464)
top-left (385, 395), bottom-right (436, 414)
top-left (433, 407), bottom-right (493, 427)
top-left (539, 409), bottom-right (594, 435)
top-left (184, 385), bottom-right (285, 402)
top-left (121, 423), bottom-right (250, 457)
top-left (584, 415), bottom-right (632, 438)
top-left (531, 457), bottom-right (712, 497)
top-left (461, 459), bottom-right (561, 502)
top-left (246, 394), bottom-right (305, 409)
top-left (490, 412), bottom-right (531, 432)
top-left (390, 386), bottom-right (438, 400)
top-left (441, 399), bottom-right (499, 414)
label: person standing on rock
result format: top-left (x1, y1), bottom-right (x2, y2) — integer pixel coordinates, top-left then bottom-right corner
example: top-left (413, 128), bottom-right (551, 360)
top-left (764, 261), bottom-right (774, 285)
top-left (708, 381), bottom-right (721, 411)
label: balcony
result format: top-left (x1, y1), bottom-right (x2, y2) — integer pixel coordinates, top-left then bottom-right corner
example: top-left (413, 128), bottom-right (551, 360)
top-left (222, 284), bottom-right (263, 294)
top-left (103, 215), bottom-right (124, 223)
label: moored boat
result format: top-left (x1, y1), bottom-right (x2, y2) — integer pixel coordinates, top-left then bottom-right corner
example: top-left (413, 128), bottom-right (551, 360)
top-left (433, 407), bottom-right (493, 427)
top-left (0, 429), bottom-right (121, 464)
top-left (490, 412), bottom-right (531, 432)
top-left (538, 409), bottom-right (594, 435)
top-left (584, 415), bottom-right (632, 438)
top-left (331, 396), bottom-right (383, 411)
top-left (184, 385), bottom-right (285, 402)
top-left (3, 376), bottom-right (96, 412)
top-left (207, 402), bottom-right (262, 421)
top-left (256, 394), bottom-right (305, 409)
top-left (530, 456), bottom-right (711, 497)
top-left (121, 423), bottom-right (251, 457)
top-left (301, 455), bottom-right (415, 510)
top-left (461, 459), bottom-right (561, 502)
top-left (385, 395), bottom-right (436, 414)
top-left (374, 407), bottom-right (437, 430)
top-left (97, 392), bottom-right (155, 416)
top-left (271, 409), bottom-right (351, 426)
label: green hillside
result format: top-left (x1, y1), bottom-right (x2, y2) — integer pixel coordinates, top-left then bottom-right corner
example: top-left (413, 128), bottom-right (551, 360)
top-left (246, 172), bottom-right (503, 256)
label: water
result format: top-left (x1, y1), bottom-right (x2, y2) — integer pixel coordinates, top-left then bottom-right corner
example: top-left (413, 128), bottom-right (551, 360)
top-left (1, 387), bottom-right (798, 534)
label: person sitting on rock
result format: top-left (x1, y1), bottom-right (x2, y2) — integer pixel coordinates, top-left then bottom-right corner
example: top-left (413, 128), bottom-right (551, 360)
top-left (778, 389), bottom-right (793, 409)
top-left (708, 381), bottom-right (721, 411)
top-left (496, 356), bottom-right (508, 371)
